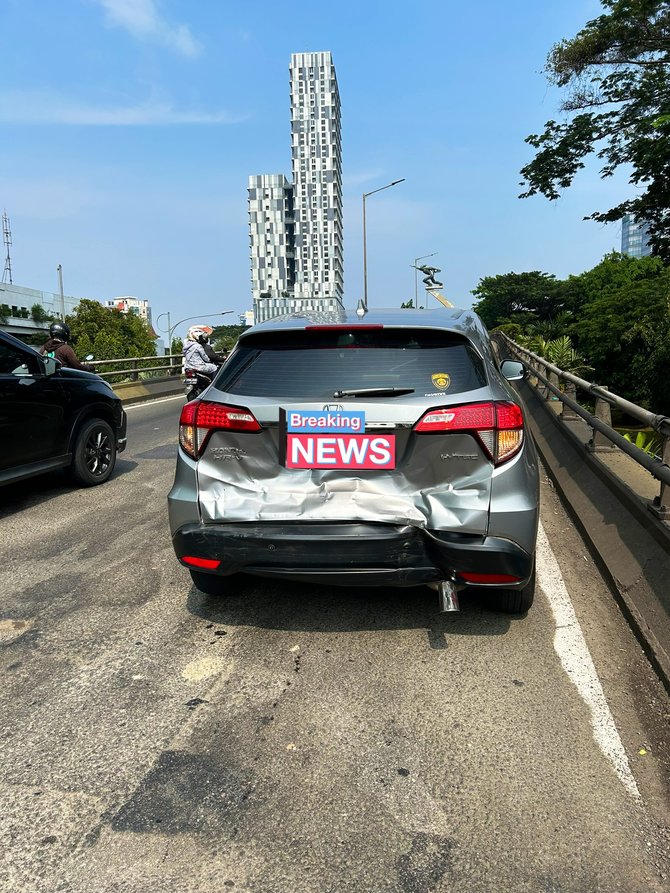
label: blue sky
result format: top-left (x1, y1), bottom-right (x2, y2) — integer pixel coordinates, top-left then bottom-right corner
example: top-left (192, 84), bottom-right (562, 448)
top-left (0, 0), bottom-right (628, 337)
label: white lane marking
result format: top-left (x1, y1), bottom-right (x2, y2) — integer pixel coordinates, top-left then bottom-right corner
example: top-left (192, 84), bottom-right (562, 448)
top-left (125, 395), bottom-right (184, 410)
top-left (538, 522), bottom-right (640, 798)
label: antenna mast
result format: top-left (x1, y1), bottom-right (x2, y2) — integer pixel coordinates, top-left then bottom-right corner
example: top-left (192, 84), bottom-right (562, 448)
top-left (2, 211), bottom-right (12, 284)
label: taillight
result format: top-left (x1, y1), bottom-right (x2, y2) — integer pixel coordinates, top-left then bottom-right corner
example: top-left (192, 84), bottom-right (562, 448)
top-left (414, 401), bottom-right (524, 465)
top-left (458, 572), bottom-right (522, 584)
top-left (179, 400), bottom-right (261, 459)
top-left (181, 556), bottom-right (221, 570)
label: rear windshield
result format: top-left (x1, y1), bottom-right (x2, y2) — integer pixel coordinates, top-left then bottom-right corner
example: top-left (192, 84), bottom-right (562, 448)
top-left (215, 328), bottom-right (487, 399)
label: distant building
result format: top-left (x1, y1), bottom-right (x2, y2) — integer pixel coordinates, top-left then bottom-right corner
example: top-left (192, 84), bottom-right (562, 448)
top-left (249, 51), bottom-right (344, 323)
top-left (105, 296), bottom-right (152, 325)
top-left (240, 310), bottom-right (255, 327)
top-left (248, 174), bottom-right (295, 313)
top-left (621, 213), bottom-right (652, 258)
top-left (290, 51), bottom-right (343, 306)
top-left (0, 282), bottom-right (82, 337)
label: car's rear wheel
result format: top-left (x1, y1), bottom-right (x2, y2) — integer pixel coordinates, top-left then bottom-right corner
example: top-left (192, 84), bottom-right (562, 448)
top-left (189, 570), bottom-right (242, 596)
top-left (497, 566), bottom-right (536, 614)
top-left (70, 419), bottom-right (117, 486)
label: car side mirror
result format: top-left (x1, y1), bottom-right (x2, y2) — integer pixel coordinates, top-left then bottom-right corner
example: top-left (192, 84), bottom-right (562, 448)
top-left (43, 356), bottom-right (58, 376)
top-left (501, 359), bottom-right (525, 381)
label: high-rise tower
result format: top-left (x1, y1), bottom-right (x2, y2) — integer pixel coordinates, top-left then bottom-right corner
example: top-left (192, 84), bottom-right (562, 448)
top-left (248, 174), bottom-right (295, 319)
top-left (290, 51), bottom-right (343, 306)
top-left (248, 51), bottom-right (344, 321)
top-left (621, 212), bottom-right (652, 258)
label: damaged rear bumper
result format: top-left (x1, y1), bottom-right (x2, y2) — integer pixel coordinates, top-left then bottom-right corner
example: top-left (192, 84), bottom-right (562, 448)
top-left (172, 521), bottom-right (534, 588)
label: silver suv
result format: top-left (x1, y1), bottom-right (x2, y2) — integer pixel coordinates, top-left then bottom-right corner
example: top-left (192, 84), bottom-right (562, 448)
top-left (168, 308), bottom-right (539, 613)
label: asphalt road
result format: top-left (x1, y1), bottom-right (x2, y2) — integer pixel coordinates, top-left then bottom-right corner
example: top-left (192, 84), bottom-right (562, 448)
top-left (1, 396), bottom-right (669, 893)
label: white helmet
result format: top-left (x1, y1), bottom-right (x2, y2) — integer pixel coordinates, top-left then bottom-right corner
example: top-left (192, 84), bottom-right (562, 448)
top-left (186, 325), bottom-right (208, 342)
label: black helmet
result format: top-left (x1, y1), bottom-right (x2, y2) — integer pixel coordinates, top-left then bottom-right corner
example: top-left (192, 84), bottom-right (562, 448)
top-left (49, 321), bottom-right (71, 341)
top-left (197, 332), bottom-right (209, 345)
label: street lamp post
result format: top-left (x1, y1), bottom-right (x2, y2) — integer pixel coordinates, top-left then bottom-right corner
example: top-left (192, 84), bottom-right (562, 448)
top-left (56, 264), bottom-right (65, 319)
top-left (362, 178), bottom-right (405, 310)
top-left (413, 252), bottom-right (438, 307)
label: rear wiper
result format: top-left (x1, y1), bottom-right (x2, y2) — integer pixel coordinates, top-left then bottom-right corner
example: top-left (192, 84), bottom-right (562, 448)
top-left (333, 387), bottom-right (415, 398)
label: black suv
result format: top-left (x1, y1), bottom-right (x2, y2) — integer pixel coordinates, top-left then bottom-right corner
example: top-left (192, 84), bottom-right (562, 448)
top-left (0, 329), bottom-right (127, 487)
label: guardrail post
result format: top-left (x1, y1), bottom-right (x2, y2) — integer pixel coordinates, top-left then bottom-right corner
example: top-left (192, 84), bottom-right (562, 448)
top-left (649, 434), bottom-right (670, 521)
top-left (588, 389), bottom-right (616, 452)
top-left (538, 361), bottom-right (549, 400)
top-left (548, 370), bottom-right (560, 402)
top-left (561, 381), bottom-right (579, 421)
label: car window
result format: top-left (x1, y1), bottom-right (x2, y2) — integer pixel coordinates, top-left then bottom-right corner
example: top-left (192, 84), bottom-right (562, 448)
top-left (0, 342), bottom-right (41, 377)
top-left (216, 328), bottom-right (487, 399)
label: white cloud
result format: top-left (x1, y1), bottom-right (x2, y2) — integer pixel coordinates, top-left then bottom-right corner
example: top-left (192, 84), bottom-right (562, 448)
top-left (0, 90), bottom-right (245, 125)
top-left (94, 0), bottom-right (201, 57)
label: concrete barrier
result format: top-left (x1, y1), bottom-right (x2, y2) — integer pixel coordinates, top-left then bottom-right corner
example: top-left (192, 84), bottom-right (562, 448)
top-left (112, 375), bottom-right (184, 405)
top-left (519, 379), bottom-right (670, 693)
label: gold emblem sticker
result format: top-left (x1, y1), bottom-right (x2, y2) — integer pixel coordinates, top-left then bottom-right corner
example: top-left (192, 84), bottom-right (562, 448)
top-left (431, 372), bottom-right (451, 390)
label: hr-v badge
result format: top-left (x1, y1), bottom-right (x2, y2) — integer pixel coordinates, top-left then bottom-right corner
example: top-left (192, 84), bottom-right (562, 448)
top-left (431, 372), bottom-right (451, 390)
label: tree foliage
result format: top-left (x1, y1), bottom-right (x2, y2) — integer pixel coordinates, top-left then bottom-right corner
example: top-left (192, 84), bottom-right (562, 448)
top-left (519, 0), bottom-right (670, 258)
top-left (568, 253), bottom-right (670, 407)
top-left (472, 252), bottom-right (670, 413)
top-left (471, 271), bottom-right (573, 331)
top-left (210, 323), bottom-right (247, 353)
top-left (66, 299), bottom-right (156, 360)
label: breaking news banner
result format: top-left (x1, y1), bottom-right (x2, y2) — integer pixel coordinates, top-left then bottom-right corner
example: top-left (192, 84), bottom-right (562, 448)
top-left (280, 408), bottom-right (396, 470)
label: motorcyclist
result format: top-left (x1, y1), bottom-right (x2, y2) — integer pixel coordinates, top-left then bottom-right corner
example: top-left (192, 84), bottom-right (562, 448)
top-left (40, 322), bottom-right (95, 372)
top-left (183, 326), bottom-right (219, 383)
top-left (198, 331), bottom-right (228, 365)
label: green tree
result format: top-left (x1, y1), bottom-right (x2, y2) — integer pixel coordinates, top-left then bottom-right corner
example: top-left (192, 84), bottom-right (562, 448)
top-left (66, 299), bottom-right (156, 361)
top-left (519, 0), bottom-right (670, 258)
top-left (31, 303), bottom-right (56, 324)
top-left (569, 253), bottom-right (670, 410)
top-left (471, 271), bottom-right (571, 330)
top-left (210, 323), bottom-right (246, 353)
top-left (544, 336), bottom-right (592, 376)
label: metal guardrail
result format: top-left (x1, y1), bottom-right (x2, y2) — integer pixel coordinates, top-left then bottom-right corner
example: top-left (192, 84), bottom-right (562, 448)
top-left (494, 333), bottom-right (670, 520)
top-left (88, 354), bottom-right (182, 381)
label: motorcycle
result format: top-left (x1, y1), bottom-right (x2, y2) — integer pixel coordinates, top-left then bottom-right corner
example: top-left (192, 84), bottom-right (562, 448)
top-left (184, 368), bottom-right (214, 402)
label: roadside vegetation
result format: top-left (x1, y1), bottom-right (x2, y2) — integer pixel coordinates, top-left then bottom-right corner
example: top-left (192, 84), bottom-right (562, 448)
top-left (65, 298), bottom-right (161, 381)
top-left (519, 0), bottom-right (670, 259)
top-left (473, 253), bottom-right (670, 416)
top-left (502, 0), bottom-right (670, 419)
top-left (210, 323), bottom-right (247, 354)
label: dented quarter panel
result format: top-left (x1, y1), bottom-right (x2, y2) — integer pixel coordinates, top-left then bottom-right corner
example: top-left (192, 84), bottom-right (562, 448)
top-left (488, 435), bottom-right (540, 555)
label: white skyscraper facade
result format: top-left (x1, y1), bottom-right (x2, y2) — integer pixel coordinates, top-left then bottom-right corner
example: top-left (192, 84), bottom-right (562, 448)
top-left (290, 51), bottom-right (343, 305)
top-left (248, 174), bottom-right (295, 318)
top-left (248, 51), bottom-right (344, 322)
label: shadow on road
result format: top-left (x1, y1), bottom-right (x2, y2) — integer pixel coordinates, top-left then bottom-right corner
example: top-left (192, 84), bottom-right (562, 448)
top-left (186, 577), bottom-right (517, 648)
top-left (0, 457), bottom-right (139, 517)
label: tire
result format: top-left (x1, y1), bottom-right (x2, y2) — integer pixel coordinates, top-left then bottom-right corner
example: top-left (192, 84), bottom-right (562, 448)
top-left (189, 570), bottom-right (242, 596)
top-left (497, 567), bottom-right (536, 614)
top-left (70, 419), bottom-right (117, 486)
